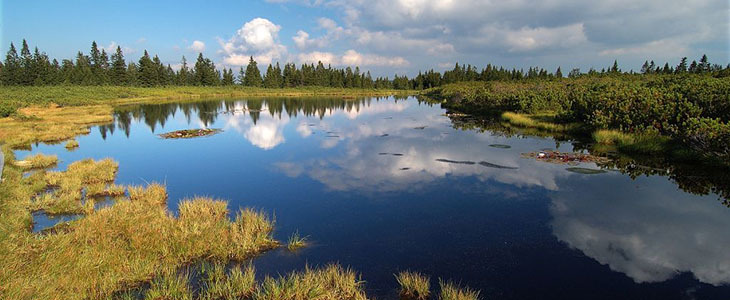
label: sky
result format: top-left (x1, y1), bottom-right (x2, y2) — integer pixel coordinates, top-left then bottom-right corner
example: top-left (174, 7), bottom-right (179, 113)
top-left (1, 0), bottom-right (728, 76)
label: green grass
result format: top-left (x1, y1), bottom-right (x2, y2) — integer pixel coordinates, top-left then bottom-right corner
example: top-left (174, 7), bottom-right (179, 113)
top-left (254, 264), bottom-right (368, 300)
top-left (396, 271), bottom-right (431, 300)
top-left (593, 129), bottom-right (671, 154)
top-left (501, 112), bottom-right (578, 132)
top-left (287, 231), bottom-right (308, 251)
top-left (438, 280), bottom-right (480, 300)
top-left (0, 85), bottom-right (409, 117)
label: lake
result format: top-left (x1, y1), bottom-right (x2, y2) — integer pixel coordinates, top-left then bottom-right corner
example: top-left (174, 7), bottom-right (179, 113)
top-left (21, 96), bottom-right (730, 299)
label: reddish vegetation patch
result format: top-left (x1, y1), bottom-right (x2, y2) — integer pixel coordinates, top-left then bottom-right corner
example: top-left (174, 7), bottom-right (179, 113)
top-left (521, 150), bottom-right (610, 165)
top-left (159, 128), bottom-right (222, 139)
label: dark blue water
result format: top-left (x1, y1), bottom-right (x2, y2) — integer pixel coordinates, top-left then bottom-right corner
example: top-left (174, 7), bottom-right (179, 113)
top-left (20, 97), bottom-right (730, 299)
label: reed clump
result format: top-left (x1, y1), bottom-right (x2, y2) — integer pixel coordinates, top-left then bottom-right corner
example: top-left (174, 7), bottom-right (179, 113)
top-left (396, 271), bottom-right (431, 300)
top-left (254, 264), bottom-right (368, 300)
top-left (199, 262), bottom-right (256, 300)
top-left (287, 231), bottom-right (308, 251)
top-left (438, 280), bottom-right (480, 300)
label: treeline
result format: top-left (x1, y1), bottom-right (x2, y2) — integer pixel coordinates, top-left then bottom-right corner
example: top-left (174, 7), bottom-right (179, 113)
top-left (0, 40), bottom-right (392, 88)
top-left (1, 39), bottom-right (728, 90)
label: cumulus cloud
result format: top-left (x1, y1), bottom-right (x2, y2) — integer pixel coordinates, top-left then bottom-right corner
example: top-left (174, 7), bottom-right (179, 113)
top-left (218, 18), bottom-right (287, 66)
top-left (297, 50), bottom-right (409, 67)
top-left (188, 40), bottom-right (206, 53)
top-left (103, 41), bottom-right (136, 55)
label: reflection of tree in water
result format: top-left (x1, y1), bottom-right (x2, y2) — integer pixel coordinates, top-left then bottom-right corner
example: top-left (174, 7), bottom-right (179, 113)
top-left (445, 113), bottom-right (730, 205)
top-left (108, 97), bottom-right (391, 135)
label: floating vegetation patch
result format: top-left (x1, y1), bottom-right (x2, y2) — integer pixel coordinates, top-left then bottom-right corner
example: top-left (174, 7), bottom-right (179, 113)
top-left (521, 150), bottom-right (610, 165)
top-left (326, 135), bottom-right (340, 138)
top-left (566, 167), bottom-right (607, 175)
top-left (489, 144), bottom-right (511, 149)
top-left (435, 158), bottom-right (476, 165)
top-left (65, 140), bottom-right (79, 150)
top-left (158, 128), bottom-right (222, 139)
top-left (478, 161), bottom-right (518, 169)
top-left (413, 126), bottom-right (427, 130)
top-left (380, 133), bottom-right (389, 137)
top-left (400, 167), bottom-right (411, 171)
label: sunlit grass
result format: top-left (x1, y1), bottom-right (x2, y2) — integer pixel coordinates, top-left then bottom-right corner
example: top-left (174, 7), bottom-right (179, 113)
top-left (287, 231), bottom-right (308, 251)
top-left (396, 271), bottom-right (431, 300)
top-left (438, 280), bottom-right (480, 300)
top-left (144, 271), bottom-right (192, 300)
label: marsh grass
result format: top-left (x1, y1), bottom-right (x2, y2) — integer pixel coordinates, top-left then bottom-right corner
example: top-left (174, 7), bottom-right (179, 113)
top-left (199, 262), bottom-right (256, 300)
top-left (593, 129), bottom-right (671, 154)
top-left (254, 264), bottom-right (368, 300)
top-left (438, 280), bottom-right (480, 300)
top-left (287, 231), bottom-right (308, 251)
top-left (13, 153), bottom-right (58, 170)
top-left (144, 271), bottom-right (192, 300)
top-left (396, 271), bottom-right (430, 300)
top-left (501, 112), bottom-right (578, 132)
top-left (65, 139), bottom-right (79, 149)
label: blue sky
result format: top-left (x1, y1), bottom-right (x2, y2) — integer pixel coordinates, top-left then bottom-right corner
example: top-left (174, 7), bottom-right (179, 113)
top-left (2, 0), bottom-right (728, 76)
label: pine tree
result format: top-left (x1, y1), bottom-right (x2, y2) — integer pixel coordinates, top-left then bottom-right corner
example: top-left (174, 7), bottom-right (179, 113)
top-left (238, 66), bottom-right (245, 85)
top-left (73, 51), bottom-right (94, 85)
top-left (193, 53), bottom-right (218, 85)
top-left (610, 60), bottom-right (619, 73)
top-left (699, 54), bottom-right (710, 73)
top-left (243, 56), bottom-right (262, 87)
top-left (555, 67), bottom-right (563, 78)
top-left (126, 62), bottom-right (139, 85)
top-left (177, 56), bottom-right (189, 85)
top-left (222, 68), bottom-right (234, 85)
top-left (110, 46), bottom-right (127, 85)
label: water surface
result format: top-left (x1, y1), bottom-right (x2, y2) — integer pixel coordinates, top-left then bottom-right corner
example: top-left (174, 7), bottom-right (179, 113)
top-left (22, 97), bottom-right (730, 299)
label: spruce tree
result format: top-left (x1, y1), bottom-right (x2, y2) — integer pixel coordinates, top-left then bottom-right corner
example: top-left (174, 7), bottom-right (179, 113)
top-left (2, 42), bottom-right (20, 85)
top-left (20, 39), bottom-right (33, 85)
top-left (73, 51), bottom-right (94, 85)
top-left (243, 56), bottom-right (262, 87)
top-left (676, 57), bottom-right (688, 73)
top-left (138, 50), bottom-right (158, 86)
top-left (177, 56), bottom-right (189, 85)
top-left (555, 66), bottom-right (563, 78)
top-left (110, 46), bottom-right (127, 85)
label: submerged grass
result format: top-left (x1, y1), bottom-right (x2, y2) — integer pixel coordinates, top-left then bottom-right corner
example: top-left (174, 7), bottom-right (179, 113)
top-left (396, 271), bottom-right (431, 300)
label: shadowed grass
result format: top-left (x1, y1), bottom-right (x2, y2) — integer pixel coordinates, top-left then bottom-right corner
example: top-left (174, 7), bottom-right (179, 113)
top-left (13, 153), bottom-right (58, 170)
top-left (438, 280), bottom-right (480, 300)
top-left (396, 271), bottom-right (430, 300)
top-left (287, 231), bottom-right (308, 251)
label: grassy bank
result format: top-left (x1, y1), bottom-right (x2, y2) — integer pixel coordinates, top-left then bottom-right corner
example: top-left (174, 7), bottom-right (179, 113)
top-left (0, 85), bottom-right (410, 117)
top-left (424, 75), bottom-right (730, 163)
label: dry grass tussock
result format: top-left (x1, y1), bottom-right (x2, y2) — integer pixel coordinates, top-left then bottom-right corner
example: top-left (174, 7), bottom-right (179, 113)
top-left (396, 271), bottom-right (431, 300)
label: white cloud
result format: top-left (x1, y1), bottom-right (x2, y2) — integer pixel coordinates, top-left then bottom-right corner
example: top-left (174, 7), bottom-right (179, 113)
top-left (188, 40), bottom-right (206, 53)
top-left (103, 41), bottom-right (136, 55)
top-left (292, 30), bottom-right (327, 50)
top-left (297, 50), bottom-right (409, 67)
top-left (218, 18), bottom-right (287, 66)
